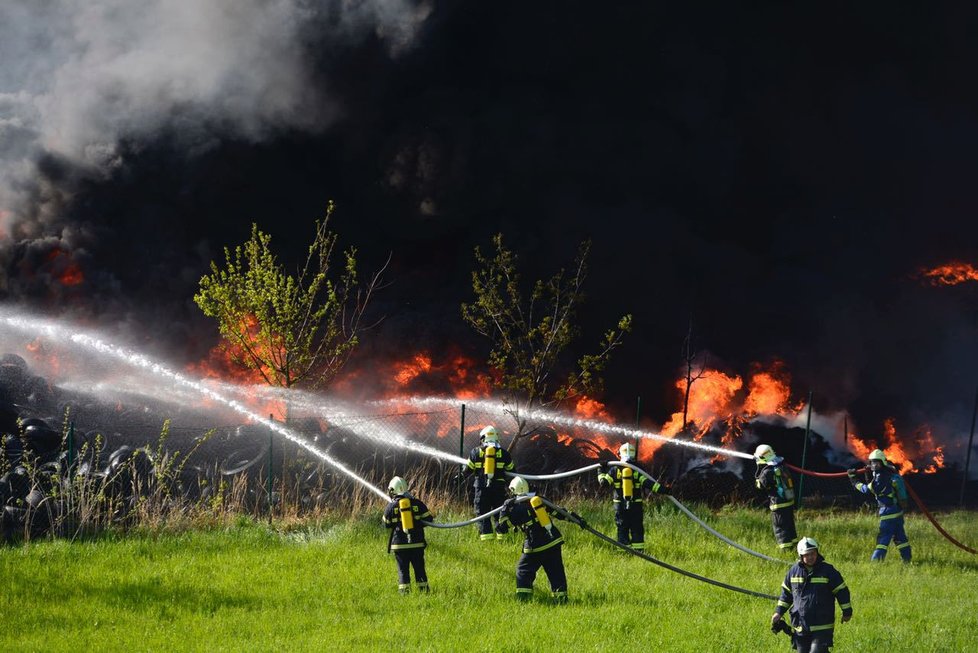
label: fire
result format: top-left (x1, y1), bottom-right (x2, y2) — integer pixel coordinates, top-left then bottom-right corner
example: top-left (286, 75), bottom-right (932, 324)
top-left (661, 369), bottom-right (742, 438)
top-left (575, 395), bottom-right (611, 421)
top-left (743, 368), bottom-right (792, 416)
top-left (45, 247), bottom-right (85, 287)
top-left (848, 418), bottom-right (946, 474)
top-left (393, 353), bottom-right (432, 385)
top-left (918, 261), bottom-right (978, 286)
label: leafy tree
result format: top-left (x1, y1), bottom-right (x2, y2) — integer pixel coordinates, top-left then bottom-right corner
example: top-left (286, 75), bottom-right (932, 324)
top-left (461, 233), bottom-right (632, 439)
top-left (194, 201), bottom-right (387, 395)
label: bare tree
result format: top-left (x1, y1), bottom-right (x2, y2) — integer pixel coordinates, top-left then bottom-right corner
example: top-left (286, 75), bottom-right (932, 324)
top-left (461, 233), bottom-right (632, 443)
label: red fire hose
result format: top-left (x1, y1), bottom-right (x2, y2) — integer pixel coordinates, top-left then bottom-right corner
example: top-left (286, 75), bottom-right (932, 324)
top-left (786, 463), bottom-right (977, 555)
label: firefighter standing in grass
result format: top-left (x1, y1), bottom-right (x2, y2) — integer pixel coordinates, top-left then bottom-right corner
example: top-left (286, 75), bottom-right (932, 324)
top-left (754, 443), bottom-right (799, 553)
top-left (596, 442), bottom-right (670, 551)
top-left (771, 537), bottom-right (853, 653)
top-left (848, 448), bottom-right (912, 562)
top-left (465, 425), bottom-right (515, 541)
top-left (382, 476), bottom-right (433, 594)
top-left (495, 476), bottom-right (568, 603)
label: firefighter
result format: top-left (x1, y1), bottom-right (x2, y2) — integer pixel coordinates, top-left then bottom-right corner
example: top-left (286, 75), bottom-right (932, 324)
top-left (771, 537), bottom-right (853, 653)
top-left (596, 442), bottom-right (670, 551)
top-left (465, 425), bottom-right (515, 541)
top-left (848, 449), bottom-right (912, 562)
top-left (754, 443), bottom-right (799, 553)
top-left (382, 476), bottom-right (434, 594)
top-left (495, 476), bottom-right (568, 603)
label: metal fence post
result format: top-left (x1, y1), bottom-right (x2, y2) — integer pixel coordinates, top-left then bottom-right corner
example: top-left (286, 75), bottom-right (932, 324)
top-left (797, 391), bottom-right (813, 508)
top-left (458, 404), bottom-right (466, 501)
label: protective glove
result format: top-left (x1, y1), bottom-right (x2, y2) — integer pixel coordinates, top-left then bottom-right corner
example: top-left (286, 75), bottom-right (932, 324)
top-left (657, 483), bottom-right (672, 496)
top-left (597, 460), bottom-right (607, 473)
top-left (847, 468), bottom-right (859, 480)
top-left (495, 522), bottom-right (509, 535)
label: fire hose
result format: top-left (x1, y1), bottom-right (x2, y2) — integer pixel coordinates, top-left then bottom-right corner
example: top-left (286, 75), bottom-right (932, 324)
top-left (539, 498), bottom-right (778, 601)
top-left (419, 496), bottom-right (530, 529)
top-left (510, 462), bottom-right (780, 562)
top-left (786, 463), bottom-right (977, 555)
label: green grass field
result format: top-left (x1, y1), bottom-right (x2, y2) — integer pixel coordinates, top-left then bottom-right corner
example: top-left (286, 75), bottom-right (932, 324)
top-left (2, 502), bottom-right (976, 652)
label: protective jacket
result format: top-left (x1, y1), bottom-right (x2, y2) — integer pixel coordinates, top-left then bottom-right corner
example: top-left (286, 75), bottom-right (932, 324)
top-left (755, 457), bottom-right (795, 510)
top-left (774, 554), bottom-right (853, 636)
top-left (853, 466), bottom-right (904, 519)
top-left (382, 494), bottom-right (432, 551)
top-left (496, 496), bottom-right (563, 553)
top-left (597, 465), bottom-right (665, 504)
top-left (466, 444), bottom-right (515, 491)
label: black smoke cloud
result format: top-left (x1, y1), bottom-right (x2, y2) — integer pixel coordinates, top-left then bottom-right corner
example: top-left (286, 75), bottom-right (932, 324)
top-left (1, 2), bottom-right (978, 460)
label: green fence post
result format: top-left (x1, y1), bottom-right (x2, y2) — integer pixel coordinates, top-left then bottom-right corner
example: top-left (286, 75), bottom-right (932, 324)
top-left (458, 404), bottom-right (466, 500)
top-left (268, 415), bottom-right (273, 525)
top-left (797, 391), bottom-right (813, 509)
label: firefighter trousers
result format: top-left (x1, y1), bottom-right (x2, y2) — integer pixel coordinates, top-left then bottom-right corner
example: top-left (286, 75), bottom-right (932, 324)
top-left (474, 486), bottom-right (506, 538)
top-left (614, 502), bottom-right (645, 549)
top-left (771, 506), bottom-right (798, 551)
top-left (515, 545), bottom-right (567, 600)
top-left (394, 549), bottom-right (428, 592)
top-left (872, 516), bottom-right (911, 562)
top-left (792, 630), bottom-right (833, 652)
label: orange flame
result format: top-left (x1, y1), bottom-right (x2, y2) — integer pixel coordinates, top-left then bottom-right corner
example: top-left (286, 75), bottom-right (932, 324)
top-left (918, 261), bottom-right (978, 286)
top-left (848, 418), bottom-right (946, 474)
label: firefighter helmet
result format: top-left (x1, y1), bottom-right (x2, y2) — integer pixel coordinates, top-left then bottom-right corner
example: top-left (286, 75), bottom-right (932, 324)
top-left (388, 476), bottom-right (408, 496)
top-left (619, 442), bottom-right (637, 461)
top-left (509, 476), bottom-right (529, 496)
top-left (797, 536), bottom-right (819, 556)
top-left (754, 444), bottom-right (775, 462)
top-left (480, 425), bottom-right (500, 447)
top-left (868, 449), bottom-right (887, 463)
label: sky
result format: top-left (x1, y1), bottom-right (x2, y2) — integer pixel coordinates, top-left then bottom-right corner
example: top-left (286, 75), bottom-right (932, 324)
top-left (1, 2), bottom-right (978, 458)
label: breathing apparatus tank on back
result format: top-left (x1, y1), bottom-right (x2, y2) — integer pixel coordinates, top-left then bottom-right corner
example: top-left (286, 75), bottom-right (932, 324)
top-left (530, 495), bottom-right (553, 534)
top-left (619, 442), bottom-right (637, 508)
top-left (480, 426), bottom-right (500, 482)
top-left (388, 476), bottom-right (414, 542)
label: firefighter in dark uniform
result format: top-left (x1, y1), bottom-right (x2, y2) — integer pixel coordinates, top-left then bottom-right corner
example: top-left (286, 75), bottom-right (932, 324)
top-left (772, 537), bottom-right (853, 653)
top-left (382, 476), bottom-right (433, 594)
top-left (596, 442), bottom-right (670, 551)
top-left (754, 443), bottom-right (799, 552)
top-left (495, 476), bottom-right (568, 603)
top-left (848, 448), bottom-right (912, 562)
top-left (465, 425), bottom-right (515, 541)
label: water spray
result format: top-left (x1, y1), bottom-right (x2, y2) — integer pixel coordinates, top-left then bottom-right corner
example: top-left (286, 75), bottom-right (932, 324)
top-left (373, 396), bottom-right (756, 460)
top-left (0, 311), bottom-right (389, 502)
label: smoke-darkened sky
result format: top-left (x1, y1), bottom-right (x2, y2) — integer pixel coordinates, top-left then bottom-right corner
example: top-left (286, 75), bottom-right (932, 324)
top-left (2, 1), bottom-right (978, 452)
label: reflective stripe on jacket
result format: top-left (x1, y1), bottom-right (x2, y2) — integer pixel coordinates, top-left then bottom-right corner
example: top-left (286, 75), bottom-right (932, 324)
top-left (498, 496), bottom-right (563, 553)
top-left (774, 555), bottom-right (852, 635)
top-left (383, 494), bottom-right (433, 550)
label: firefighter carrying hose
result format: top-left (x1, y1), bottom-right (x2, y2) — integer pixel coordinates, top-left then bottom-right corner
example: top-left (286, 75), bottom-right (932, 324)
top-left (382, 476), bottom-right (434, 594)
top-left (771, 537), bottom-right (853, 653)
top-left (848, 448), bottom-right (912, 563)
top-left (596, 442), bottom-right (670, 551)
top-left (495, 476), bottom-right (568, 603)
top-left (465, 425), bottom-right (515, 541)
top-left (754, 443), bottom-right (799, 552)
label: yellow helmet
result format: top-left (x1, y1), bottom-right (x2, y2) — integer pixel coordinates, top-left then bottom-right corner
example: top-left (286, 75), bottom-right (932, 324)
top-left (868, 449), bottom-right (887, 463)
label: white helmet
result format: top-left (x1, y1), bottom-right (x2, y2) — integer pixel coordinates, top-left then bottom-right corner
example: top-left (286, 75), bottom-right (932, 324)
top-left (754, 444), bottom-right (775, 462)
top-left (619, 442), bottom-right (637, 461)
top-left (388, 476), bottom-right (408, 496)
top-left (797, 536), bottom-right (819, 556)
top-left (868, 449), bottom-right (887, 463)
top-left (508, 476), bottom-right (529, 496)
top-left (480, 425), bottom-right (500, 447)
